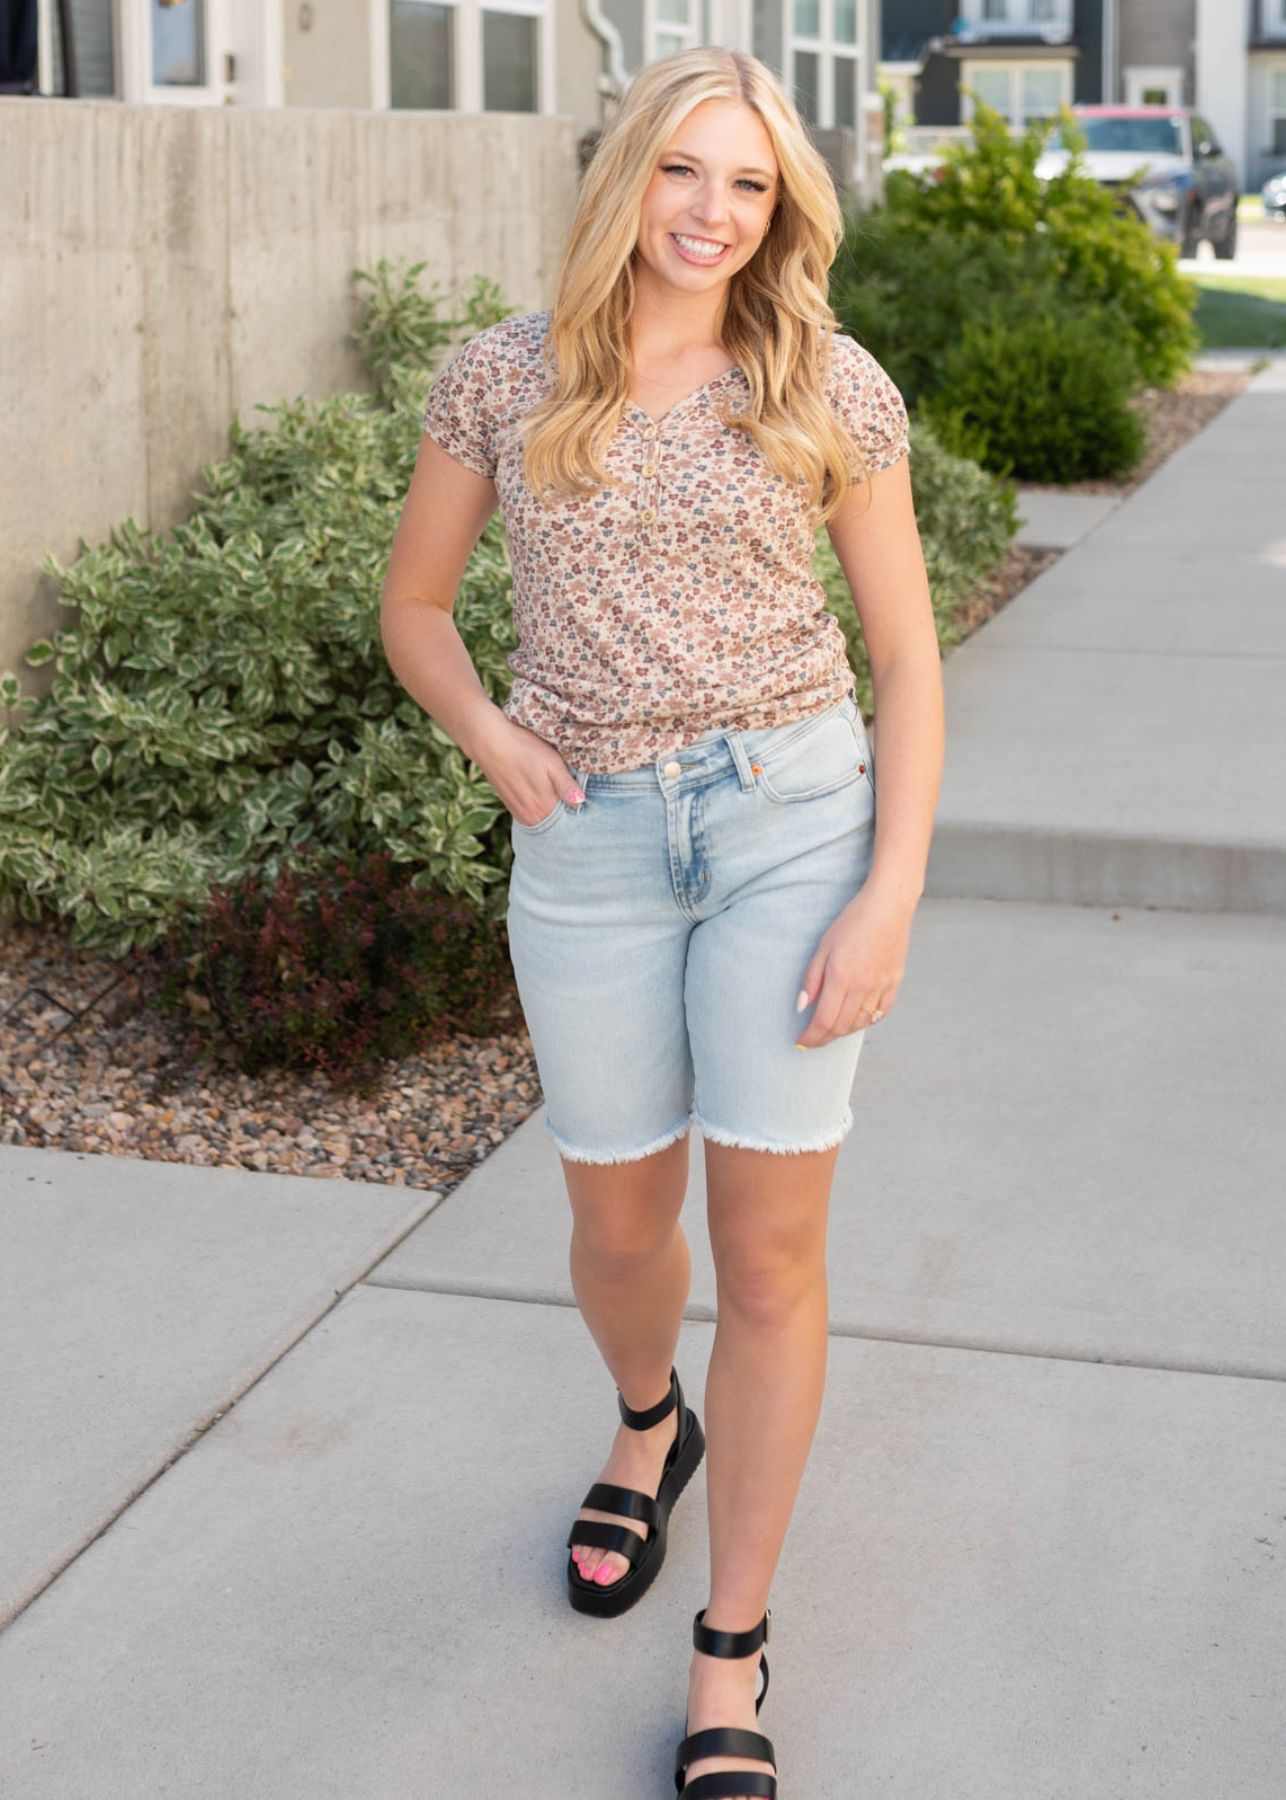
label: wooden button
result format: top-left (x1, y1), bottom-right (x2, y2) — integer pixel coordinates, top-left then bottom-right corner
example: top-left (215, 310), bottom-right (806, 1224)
top-left (643, 424), bottom-right (657, 439)
top-left (640, 506), bottom-right (656, 523)
top-left (642, 462), bottom-right (657, 477)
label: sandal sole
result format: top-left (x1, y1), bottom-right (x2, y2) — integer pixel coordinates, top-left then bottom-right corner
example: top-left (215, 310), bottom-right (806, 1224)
top-left (566, 1407), bottom-right (706, 1619)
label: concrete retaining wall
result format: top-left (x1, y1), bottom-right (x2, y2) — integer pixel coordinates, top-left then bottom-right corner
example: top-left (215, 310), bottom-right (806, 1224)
top-left (0, 98), bottom-right (579, 688)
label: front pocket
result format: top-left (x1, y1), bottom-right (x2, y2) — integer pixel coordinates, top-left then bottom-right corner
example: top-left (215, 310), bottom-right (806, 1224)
top-left (757, 707), bottom-right (872, 804)
top-left (513, 796), bottom-right (565, 833)
top-left (512, 765), bottom-right (588, 834)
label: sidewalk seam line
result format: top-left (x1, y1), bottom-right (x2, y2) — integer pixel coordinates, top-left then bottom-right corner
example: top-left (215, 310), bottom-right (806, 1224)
top-left (359, 1276), bottom-right (1286, 1385)
top-left (0, 1190), bottom-right (449, 1640)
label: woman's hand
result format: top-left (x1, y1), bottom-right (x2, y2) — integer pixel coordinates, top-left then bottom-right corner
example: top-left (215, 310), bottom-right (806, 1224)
top-left (470, 711), bottom-right (585, 828)
top-left (793, 885), bottom-right (915, 1049)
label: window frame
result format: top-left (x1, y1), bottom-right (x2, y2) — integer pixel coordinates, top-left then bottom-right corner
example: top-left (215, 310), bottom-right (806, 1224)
top-left (647, 0), bottom-right (700, 62)
top-left (1122, 65), bottom-right (1185, 110)
top-left (1269, 65), bottom-right (1286, 155)
top-left (785, 0), bottom-right (865, 132)
top-left (382, 0), bottom-right (551, 114)
top-left (959, 56), bottom-right (1073, 129)
top-left (959, 0), bottom-right (1072, 33)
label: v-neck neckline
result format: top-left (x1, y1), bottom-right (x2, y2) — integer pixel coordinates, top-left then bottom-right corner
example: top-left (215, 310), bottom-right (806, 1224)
top-left (623, 362), bottom-right (744, 430)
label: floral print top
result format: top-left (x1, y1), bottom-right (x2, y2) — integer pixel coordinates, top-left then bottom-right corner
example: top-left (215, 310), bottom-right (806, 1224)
top-left (421, 308), bottom-right (909, 774)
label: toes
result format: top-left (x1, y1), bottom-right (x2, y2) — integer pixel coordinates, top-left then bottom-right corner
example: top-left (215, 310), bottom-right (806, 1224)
top-left (593, 1553), bottom-right (625, 1585)
top-left (579, 1548), bottom-right (602, 1579)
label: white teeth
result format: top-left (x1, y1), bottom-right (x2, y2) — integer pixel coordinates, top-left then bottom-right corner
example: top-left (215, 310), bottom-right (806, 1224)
top-left (672, 232), bottom-right (727, 258)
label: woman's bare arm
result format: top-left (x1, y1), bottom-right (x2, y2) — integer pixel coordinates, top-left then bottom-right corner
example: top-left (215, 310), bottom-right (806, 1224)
top-left (380, 435), bottom-right (584, 823)
top-left (824, 454), bottom-right (945, 916)
top-left (380, 435), bottom-right (505, 761)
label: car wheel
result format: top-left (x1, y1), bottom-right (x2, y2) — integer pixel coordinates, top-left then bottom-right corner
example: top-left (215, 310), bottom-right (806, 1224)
top-left (1180, 203), bottom-right (1200, 259)
top-left (1213, 212), bottom-right (1238, 260)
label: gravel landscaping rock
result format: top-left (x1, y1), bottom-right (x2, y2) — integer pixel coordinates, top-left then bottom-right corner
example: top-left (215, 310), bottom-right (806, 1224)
top-left (0, 924), bottom-right (539, 1202)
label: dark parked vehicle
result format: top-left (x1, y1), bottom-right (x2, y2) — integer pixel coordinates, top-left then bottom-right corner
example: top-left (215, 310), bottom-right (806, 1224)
top-left (1265, 172), bottom-right (1286, 222)
top-left (1035, 106), bottom-right (1239, 259)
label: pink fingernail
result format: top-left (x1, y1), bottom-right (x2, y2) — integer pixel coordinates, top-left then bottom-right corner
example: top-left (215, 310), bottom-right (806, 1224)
top-left (569, 788), bottom-right (585, 805)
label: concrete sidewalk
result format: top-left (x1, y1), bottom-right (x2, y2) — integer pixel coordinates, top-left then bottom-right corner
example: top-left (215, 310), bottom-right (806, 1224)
top-left (927, 359), bottom-right (1286, 914)
top-left (2, 371), bottom-right (1284, 1796)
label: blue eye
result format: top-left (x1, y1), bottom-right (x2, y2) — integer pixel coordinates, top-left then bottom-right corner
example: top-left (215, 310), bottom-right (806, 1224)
top-left (661, 163), bottom-right (769, 193)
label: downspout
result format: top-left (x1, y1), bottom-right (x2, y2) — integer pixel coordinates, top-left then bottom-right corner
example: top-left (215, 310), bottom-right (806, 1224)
top-left (580, 0), bottom-right (627, 114)
top-left (1101, 0), bottom-right (1118, 105)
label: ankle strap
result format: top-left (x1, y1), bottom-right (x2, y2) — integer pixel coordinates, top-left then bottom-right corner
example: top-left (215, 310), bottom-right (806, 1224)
top-left (618, 1366), bottom-right (679, 1431)
top-left (692, 1607), bottom-right (771, 1659)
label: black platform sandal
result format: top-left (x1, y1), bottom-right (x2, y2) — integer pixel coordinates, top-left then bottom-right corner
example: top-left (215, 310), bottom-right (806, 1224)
top-left (674, 1608), bottom-right (776, 1798)
top-left (565, 1365), bottom-right (705, 1619)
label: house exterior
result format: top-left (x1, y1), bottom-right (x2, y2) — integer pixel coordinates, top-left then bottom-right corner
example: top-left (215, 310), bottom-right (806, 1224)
top-left (881, 1), bottom-right (1104, 134)
top-left (16, 0), bottom-right (887, 203)
top-left (1241, 0), bottom-right (1286, 188)
top-left (882, 0), bottom-right (1286, 190)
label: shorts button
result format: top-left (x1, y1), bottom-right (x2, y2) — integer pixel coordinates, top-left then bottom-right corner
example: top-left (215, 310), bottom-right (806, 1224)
top-left (663, 760), bottom-right (683, 779)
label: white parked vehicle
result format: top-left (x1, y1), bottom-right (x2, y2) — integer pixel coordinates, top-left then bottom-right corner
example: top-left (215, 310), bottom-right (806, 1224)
top-left (1035, 106), bottom-right (1238, 259)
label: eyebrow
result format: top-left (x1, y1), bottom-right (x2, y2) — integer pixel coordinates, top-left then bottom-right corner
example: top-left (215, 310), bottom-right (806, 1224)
top-left (664, 149), bottom-right (777, 180)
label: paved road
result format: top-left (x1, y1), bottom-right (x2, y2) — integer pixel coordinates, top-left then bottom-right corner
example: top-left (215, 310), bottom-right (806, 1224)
top-left (1181, 216), bottom-right (1286, 277)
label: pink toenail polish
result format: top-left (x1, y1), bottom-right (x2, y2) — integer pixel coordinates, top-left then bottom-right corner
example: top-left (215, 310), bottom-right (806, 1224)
top-left (594, 1564), bottom-right (616, 1584)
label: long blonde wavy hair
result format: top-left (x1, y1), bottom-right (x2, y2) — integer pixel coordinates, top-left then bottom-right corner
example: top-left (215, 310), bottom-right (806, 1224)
top-left (518, 47), bottom-right (869, 526)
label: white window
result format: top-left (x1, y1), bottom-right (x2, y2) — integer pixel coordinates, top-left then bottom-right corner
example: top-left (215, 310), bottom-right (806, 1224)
top-left (482, 2), bottom-right (540, 110)
top-left (1123, 65), bottom-right (1183, 109)
top-left (388, 0), bottom-right (549, 113)
top-left (1273, 68), bottom-right (1286, 155)
top-left (651, 0), bottom-right (699, 61)
top-left (391, 2), bottom-right (456, 109)
top-left (36, 0), bottom-right (235, 104)
top-left (788, 0), bottom-right (865, 131)
top-left (960, 58), bottom-right (1071, 128)
top-left (962, 0), bottom-right (1071, 36)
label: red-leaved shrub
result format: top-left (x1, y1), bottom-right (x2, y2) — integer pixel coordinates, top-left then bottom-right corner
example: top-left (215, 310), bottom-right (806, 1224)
top-left (154, 851), bottom-right (516, 1086)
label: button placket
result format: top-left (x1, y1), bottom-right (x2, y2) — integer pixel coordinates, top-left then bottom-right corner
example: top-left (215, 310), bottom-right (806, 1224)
top-left (638, 421), bottom-right (661, 538)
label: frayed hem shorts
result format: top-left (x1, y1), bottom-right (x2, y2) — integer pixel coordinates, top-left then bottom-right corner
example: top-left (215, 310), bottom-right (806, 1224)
top-left (504, 688), bottom-right (878, 1164)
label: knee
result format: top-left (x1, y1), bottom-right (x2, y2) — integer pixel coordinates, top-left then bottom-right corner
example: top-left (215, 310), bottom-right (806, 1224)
top-left (572, 1209), bottom-right (677, 1283)
top-left (715, 1243), bottom-right (823, 1328)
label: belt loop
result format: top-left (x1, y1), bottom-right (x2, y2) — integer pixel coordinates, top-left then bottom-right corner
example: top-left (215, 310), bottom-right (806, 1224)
top-left (727, 731), bottom-right (756, 793)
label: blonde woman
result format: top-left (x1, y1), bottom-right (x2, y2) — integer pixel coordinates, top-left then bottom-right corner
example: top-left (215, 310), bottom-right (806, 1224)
top-left (382, 47), bottom-right (943, 1800)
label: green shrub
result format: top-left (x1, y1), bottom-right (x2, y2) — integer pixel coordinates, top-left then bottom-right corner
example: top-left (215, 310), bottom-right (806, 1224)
top-left (0, 263), bottom-right (521, 958)
top-left (922, 305), bottom-right (1146, 484)
top-left (834, 104), bottom-right (1199, 485)
top-left (815, 418), bottom-right (1019, 702)
top-left (840, 105), bottom-right (1198, 393)
top-left (150, 849), bottom-right (515, 1086)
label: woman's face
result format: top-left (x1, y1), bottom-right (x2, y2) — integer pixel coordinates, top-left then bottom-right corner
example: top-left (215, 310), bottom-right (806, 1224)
top-left (634, 98), bottom-right (780, 295)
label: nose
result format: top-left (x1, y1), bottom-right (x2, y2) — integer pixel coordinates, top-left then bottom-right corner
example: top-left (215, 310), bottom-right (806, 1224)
top-left (689, 180), bottom-right (731, 228)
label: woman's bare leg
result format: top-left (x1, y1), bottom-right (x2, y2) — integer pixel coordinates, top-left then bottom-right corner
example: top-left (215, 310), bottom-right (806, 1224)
top-left (565, 1131), bottom-right (693, 1584)
top-left (681, 1137), bottom-right (838, 1796)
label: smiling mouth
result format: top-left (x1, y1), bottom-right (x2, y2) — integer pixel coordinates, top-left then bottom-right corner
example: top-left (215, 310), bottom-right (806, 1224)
top-left (669, 232), bottom-right (732, 262)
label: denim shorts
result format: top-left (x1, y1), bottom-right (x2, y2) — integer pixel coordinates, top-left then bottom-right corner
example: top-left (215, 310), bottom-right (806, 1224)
top-left (504, 688), bottom-right (878, 1163)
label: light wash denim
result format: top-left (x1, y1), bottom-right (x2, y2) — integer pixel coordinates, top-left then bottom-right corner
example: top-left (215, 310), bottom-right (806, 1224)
top-left (504, 688), bottom-right (878, 1163)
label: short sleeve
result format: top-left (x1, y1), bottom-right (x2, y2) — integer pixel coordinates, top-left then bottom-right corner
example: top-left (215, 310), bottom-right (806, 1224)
top-left (824, 332), bottom-right (910, 475)
top-left (421, 330), bottom-right (497, 479)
